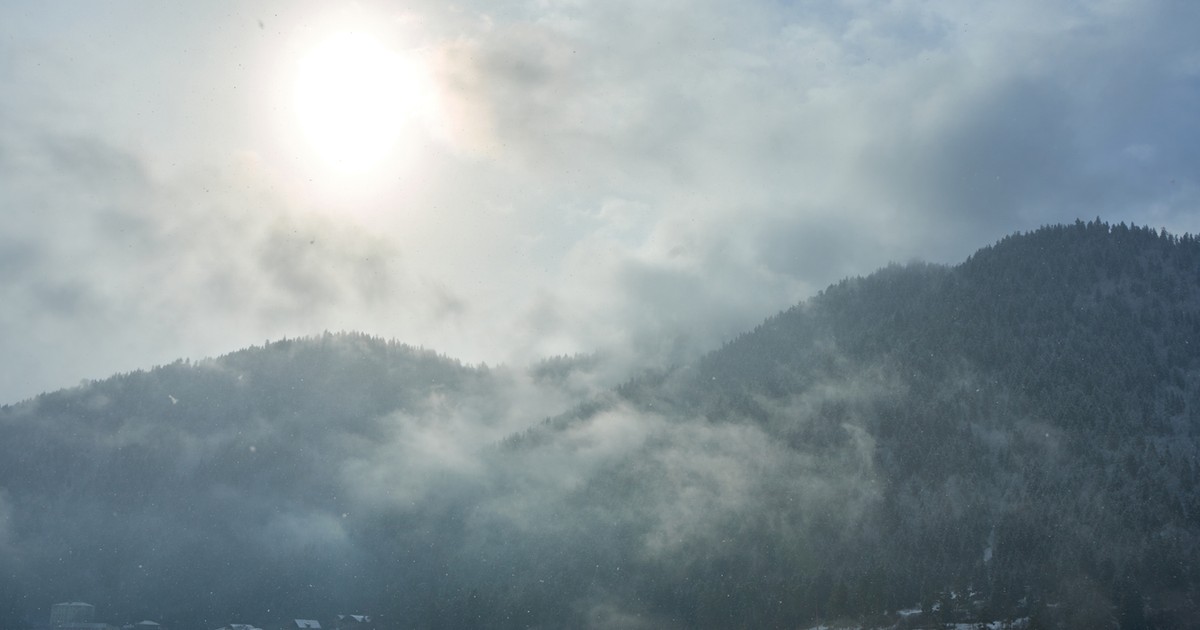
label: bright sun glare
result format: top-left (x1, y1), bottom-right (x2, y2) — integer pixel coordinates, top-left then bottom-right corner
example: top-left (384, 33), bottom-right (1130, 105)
top-left (293, 32), bottom-right (417, 173)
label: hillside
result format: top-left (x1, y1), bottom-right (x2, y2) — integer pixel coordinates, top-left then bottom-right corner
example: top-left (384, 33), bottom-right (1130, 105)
top-left (495, 220), bottom-right (1200, 628)
top-left (3, 220), bottom-right (1200, 629)
top-left (687, 220), bottom-right (1200, 626)
top-left (0, 334), bottom-right (587, 627)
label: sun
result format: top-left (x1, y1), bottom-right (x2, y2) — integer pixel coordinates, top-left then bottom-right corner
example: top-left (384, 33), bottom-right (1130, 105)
top-left (293, 32), bottom-right (419, 172)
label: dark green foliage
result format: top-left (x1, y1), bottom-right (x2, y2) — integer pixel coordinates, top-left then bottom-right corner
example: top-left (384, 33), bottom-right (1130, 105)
top-left (0, 333), bottom-right (492, 628)
top-left (3, 222), bottom-right (1200, 628)
top-left (676, 220), bottom-right (1200, 625)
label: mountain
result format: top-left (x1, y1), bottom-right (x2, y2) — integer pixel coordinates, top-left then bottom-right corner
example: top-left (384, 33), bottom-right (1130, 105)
top-left (2, 220), bottom-right (1199, 629)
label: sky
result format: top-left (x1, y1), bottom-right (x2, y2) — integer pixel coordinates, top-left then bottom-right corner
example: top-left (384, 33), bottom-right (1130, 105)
top-left (1, 0), bottom-right (1198, 404)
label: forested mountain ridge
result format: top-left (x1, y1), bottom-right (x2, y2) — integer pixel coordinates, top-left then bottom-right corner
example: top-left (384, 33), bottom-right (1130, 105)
top-left (0, 334), bottom-right (586, 628)
top-left (710, 221), bottom-right (1200, 626)
top-left (504, 219), bottom-right (1200, 628)
top-left (2, 221), bottom-right (1199, 629)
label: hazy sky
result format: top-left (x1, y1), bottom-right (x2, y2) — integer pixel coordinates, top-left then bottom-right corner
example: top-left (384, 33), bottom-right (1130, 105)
top-left (2, 0), bottom-right (1198, 403)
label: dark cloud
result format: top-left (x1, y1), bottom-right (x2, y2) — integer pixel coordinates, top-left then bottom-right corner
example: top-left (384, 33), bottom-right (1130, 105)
top-left (28, 279), bottom-right (101, 319)
top-left (0, 239), bottom-right (40, 281)
top-left (868, 76), bottom-right (1081, 237)
top-left (39, 133), bottom-right (150, 187)
top-left (756, 214), bottom-right (866, 281)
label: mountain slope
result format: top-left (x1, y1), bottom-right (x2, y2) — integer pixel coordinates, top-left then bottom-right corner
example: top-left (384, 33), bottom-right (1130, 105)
top-left (3, 221), bottom-right (1200, 629)
top-left (501, 219), bottom-right (1200, 627)
top-left (0, 333), bottom-right (572, 627)
top-left (693, 220), bottom-right (1200, 623)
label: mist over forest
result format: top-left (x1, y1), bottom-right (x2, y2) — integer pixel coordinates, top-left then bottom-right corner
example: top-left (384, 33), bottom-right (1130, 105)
top-left (3, 220), bottom-right (1200, 629)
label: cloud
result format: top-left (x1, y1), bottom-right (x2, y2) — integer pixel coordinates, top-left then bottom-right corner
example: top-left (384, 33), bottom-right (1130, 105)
top-left (2, 0), bottom-right (1200, 404)
top-left (439, 357), bottom-right (893, 570)
top-left (0, 127), bottom-right (471, 401)
top-left (338, 365), bottom-right (592, 510)
top-left (488, 0), bottom-right (1200, 360)
top-left (259, 510), bottom-right (353, 557)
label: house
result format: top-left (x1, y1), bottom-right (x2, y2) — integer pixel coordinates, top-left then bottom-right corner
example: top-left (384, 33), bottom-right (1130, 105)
top-left (123, 621), bottom-right (166, 630)
top-left (50, 602), bottom-right (96, 625)
top-left (333, 615), bottom-right (372, 630)
top-left (291, 622), bottom-right (321, 630)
